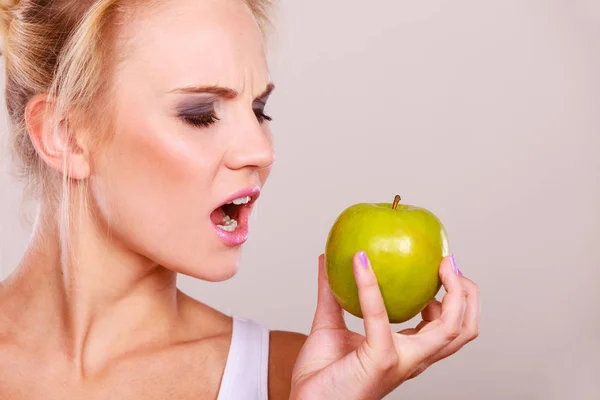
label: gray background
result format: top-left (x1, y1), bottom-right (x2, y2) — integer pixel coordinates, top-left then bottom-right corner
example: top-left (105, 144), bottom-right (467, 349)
top-left (1, 0), bottom-right (599, 399)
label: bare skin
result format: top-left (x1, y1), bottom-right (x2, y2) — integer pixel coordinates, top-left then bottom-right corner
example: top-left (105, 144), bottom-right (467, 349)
top-left (0, 267), bottom-right (305, 399)
top-left (0, 288), bottom-right (305, 399)
top-left (0, 0), bottom-right (480, 398)
top-left (0, 0), bottom-right (306, 398)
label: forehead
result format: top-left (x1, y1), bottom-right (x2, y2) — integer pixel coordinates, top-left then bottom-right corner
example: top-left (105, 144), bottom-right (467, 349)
top-left (114, 0), bottom-right (270, 96)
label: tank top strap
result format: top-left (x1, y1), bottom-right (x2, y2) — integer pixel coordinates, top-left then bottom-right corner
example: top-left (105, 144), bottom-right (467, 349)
top-left (216, 316), bottom-right (270, 400)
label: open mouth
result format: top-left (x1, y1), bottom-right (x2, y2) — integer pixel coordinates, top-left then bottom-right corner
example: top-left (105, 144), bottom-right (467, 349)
top-left (210, 195), bottom-right (253, 232)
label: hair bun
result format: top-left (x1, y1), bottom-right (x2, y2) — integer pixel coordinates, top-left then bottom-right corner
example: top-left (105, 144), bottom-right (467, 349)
top-left (0, 0), bottom-right (21, 55)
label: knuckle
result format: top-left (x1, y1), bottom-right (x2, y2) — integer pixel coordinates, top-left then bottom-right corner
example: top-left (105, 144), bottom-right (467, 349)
top-left (363, 277), bottom-right (380, 291)
top-left (370, 307), bottom-right (388, 321)
top-left (468, 281), bottom-right (480, 297)
top-left (469, 325), bottom-right (480, 341)
top-left (444, 323), bottom-right (461, 342)
top-left (463, 279), bottom-right (479, 296)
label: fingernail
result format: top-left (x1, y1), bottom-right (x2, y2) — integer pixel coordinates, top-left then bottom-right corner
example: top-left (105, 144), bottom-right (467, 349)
top-left (450, 254), bottom-right (463, 276)
top-left (358, 251), bottom-right (370, 269)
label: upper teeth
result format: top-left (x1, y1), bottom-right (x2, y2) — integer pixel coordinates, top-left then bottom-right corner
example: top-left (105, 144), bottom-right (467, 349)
top-left (229, 196), bottom-right (251, 205)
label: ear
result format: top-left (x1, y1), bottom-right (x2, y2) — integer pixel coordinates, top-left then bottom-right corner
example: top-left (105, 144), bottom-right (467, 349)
top-left (24, 94), bottom-right (90, 180)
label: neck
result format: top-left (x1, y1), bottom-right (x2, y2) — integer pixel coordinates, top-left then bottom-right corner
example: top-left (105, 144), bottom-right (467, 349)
top-left (2, 196), bottom-right (182, 377)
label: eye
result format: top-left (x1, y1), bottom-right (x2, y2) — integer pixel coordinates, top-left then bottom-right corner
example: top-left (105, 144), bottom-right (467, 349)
top-left (254, 107), bottom-right (272, 124)
top-left (181, 112), bottom-right (220, 128)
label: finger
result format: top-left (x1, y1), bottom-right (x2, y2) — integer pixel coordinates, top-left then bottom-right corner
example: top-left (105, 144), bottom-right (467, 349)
top-left (421, 298), bottom-right (442, 323)
top-left (400, 256), bottom-right (467, 363)
top-left (397, 299), bottom-right (441, 335)
top-left (353, 251), bottom-right (394, 352)
top-left (424, 276), bottom-right (480, 362)
top-left (461, 277), bottom-right (481, 343)
top-left (311, 253), bottom-right (347, 333)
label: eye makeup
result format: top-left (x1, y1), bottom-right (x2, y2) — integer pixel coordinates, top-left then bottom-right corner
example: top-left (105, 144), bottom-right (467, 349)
top-left (252, 103), bottom-right (272, 124)
top-left (173, 83), bottom-right (276, 129)
top-left (176, 98), bottom-right (220, 128)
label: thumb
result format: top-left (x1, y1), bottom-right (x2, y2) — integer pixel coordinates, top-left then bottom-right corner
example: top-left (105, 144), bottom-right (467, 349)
top-left (311, 254), bottom-right (347, 333)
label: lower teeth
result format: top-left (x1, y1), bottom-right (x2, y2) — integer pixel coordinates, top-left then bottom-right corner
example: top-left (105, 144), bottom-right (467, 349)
top-left (217, 215), bottom-right (238, 232)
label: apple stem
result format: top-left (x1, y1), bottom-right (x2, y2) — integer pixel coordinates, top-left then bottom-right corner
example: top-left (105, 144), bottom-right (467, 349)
top-left (392, 195), bottom-right (401, 210)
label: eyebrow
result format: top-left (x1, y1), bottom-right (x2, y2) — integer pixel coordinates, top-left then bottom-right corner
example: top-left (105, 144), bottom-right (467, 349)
top-left (171, 83), bottom-right (275, 101)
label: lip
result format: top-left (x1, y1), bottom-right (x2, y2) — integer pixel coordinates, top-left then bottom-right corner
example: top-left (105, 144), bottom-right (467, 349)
top-left (210, 185), bottom-right (261, 247)
top-left (216, 186), bottom-right (261, 209)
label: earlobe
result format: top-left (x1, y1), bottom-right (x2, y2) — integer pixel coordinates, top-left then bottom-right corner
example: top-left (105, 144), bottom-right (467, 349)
top-left (24, 94), bottom-right (90, 180)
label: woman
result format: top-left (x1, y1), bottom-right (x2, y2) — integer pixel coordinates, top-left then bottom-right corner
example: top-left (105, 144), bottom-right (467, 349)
top-left (0, 0), bottom-right (480, 398)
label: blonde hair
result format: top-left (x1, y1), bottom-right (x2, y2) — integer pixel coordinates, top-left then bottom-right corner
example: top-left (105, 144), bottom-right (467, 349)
top-left (0, 0), bottom-right (274, 198)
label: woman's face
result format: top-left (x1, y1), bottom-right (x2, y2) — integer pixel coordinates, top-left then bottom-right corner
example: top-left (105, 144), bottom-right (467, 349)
top-left (88, 0), bottom-right (274, 281)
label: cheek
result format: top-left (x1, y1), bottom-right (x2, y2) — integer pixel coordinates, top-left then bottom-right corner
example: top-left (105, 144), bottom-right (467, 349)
top-left (88, 122), bottom-right (241, 280)
top-left (88, 117), bottom-right (216, 255)
top-left (97, 128), bottom-right (198, 206)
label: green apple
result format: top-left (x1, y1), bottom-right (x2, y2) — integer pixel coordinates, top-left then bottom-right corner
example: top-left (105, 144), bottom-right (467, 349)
top-left (325, 195), bottom-right (449, 324)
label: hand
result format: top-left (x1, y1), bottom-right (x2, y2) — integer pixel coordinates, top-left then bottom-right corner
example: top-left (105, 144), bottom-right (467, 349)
top-left (290, 252), bottom-right (480, 400)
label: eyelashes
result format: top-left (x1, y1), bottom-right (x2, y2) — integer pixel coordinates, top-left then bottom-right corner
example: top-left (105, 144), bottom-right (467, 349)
top-left (177, 101), bottom-right (218, 128)
top-left (178, 102), bottom-right (272, 129)
top-left (182, 112), bottom-right (220, 128)
top-left (254, 109), bottom-right (272, 124)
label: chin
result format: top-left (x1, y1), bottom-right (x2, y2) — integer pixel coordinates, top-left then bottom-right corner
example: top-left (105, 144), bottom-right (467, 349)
top-left (169, 248), bottom-right (242, 282)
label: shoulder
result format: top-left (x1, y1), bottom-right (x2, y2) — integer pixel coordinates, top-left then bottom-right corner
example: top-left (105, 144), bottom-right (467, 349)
top-left (268, 330), bottom-right (308, 400)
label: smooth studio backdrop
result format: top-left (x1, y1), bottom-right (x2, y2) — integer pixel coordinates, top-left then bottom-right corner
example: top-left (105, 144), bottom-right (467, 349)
top-left (1, 1), bottom-right (599, 399)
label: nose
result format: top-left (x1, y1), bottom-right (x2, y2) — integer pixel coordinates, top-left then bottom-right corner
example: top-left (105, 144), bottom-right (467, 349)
top-left (224, 114), bottom-right (275, 172)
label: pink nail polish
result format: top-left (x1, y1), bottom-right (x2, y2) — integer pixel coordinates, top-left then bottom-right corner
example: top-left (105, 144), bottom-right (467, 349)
top-left (358, 251), bottom-right (369, 269)
top-left (450, 254), bottom-right (463, 276)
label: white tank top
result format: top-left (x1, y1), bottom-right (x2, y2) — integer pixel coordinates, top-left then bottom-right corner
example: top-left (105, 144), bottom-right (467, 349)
top-left (216, 316), bottom-right (270, 400)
